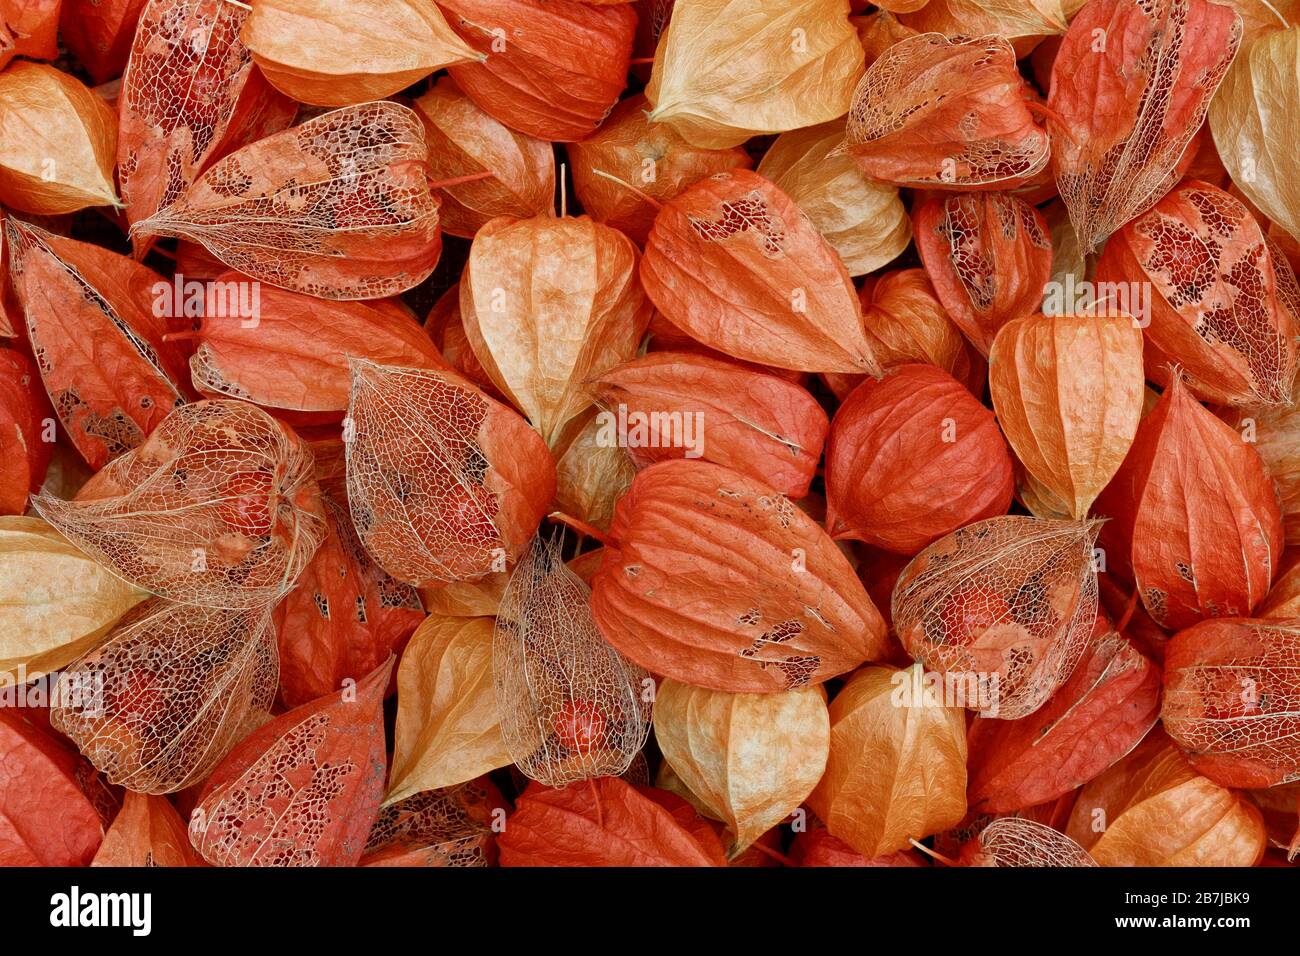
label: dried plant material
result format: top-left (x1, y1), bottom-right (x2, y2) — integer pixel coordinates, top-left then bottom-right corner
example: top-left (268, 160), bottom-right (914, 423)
top-left (1048, 0), bottom-right (1243, 253)
top-left (641, 169), bottom-right (881, 374)
top-left (0, 516), bottom-right (147, 682)
top-left (552, 410), bottom-right (636, 533)
top-left (365, 780), bottom-right (504, 867)
top-left (1260, 554), bottom-right (1300, 618)
top-left (60, 0), bottom-right (150, 82)
top-left (757, 119), bottom-right (910, 277)
top-left (498, 778), bottom-right (728, 866)
top-left (1218, 1), bottom-right (1300, 43)
top-left (1162, 617), bottom-right (1300, 788)
top-left (989, 312), bottom-right (1145, 519)
top-left (494, 535), bottom-right (651, 786)
top-left (900, 0), bottom-right (1068, 56)
top-left (968, 628), bottom-right (1161, 812)
top-left (589, 352), bottom-right (829, 499)
top-left (190, 658), bottom-right (391, 867)
top-left (0, 61), bottom-right (118, 214)
top-left (0, 711), bottom-right (105, 866)
top-left (345, 361), bottom-right (555, 586)
top-left (0, 0), bottom-right (59, 70)
top-left (1098, 182), bottom-right (1300, 407)
top-left (440, 0), bottom-right (636, 141)
top-left (0, 348), bottom-right (53, 514)
top-left (913, 191), bottom-right (1052, 356)
top-left (423, 283), bottom-right (500, 396)
top-left (845, 34), bottom-right (1050, 190)
top-left (958, 817), bottom-right (1096, 866)
top-left (645, 0), bottom-right (865, 149)
top-left (655, 679), bottom-right (829, 853)
top-left (459, 214), bottom-right (650, 445)
top-left (274, 497), bottom-right (423, 708)
top-left (568, 93), bottom-right (751, 246)
top-left (34, 400), bottom-right (326, 610)
top-left (1095, 376), bottom-right (1283, 630)
top-left (133, 102), bottom-right (442, 301)
top-left (1066, 733), bottom-right (1267, 866)
top-left (826, 365), bottom-right (1012, 554)
top-left (791, 827), bottom-right (926, 867)
top-left (386, 615), bottom-right (512, 802)
top-left (855, 10), bottom-right (918, 67)
top-left (413, 76), bottom-right (555, 238)
top-left (92, 791), bottom-right (203, 867)
top-left (592, 459), bottom-right (888, 693)
top-left (1221, 381), bottom-right (1300, 546)
top-left (243, 0), bottom-right (479, 106)
top-left (808, 664), bottom-right (967, 858)
top-left (893, 516), bottom-right (1101, 720)
top-left (419, 572), bottom-right (509, 619)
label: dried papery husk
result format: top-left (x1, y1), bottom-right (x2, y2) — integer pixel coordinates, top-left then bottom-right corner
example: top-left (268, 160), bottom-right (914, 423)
top-left (807, 663), bottom-right (967, 858)
top-left (364, 780), bottom-right (504, 867)
top-left (1094, 375), bottom-right (1283, 630)
top-left (957, 817), bottom-right (1096, 866)
top-left (412, 76), bottom-right (554, 239)
top-left (423, 283), bottom-right (500, 397)
top-left (855, 11), bottom-right (919, 67)
top-left (0, 61), bottom-right (118, 214)
top-left (386, 615), bottom-right (511, 802)
top-left (133, 102), bottom-right (442, 301)
top-left (645, 0), bottom-right (864, 149)
top-left (588, 352), bottom-right (829, 499)
top-left (756, 119), bottom-right (910, 277)
top-left (188, 277), bottom-right (449, 416)
top-left (419, 572), bottom-right (509, 619)
top-left (592, 459), bottom-right (888, 693)
top-left (274, 496), bottom-right (423, 708)
top-left (892, 515), bottom-right (1101, 720)
top-left (1222, 393), bottom-right (1300, 549)
top-left (567, 93), bottom-right (752, 246)
top-left (50, 599), bottom-right (277, 794)
top-left (792, 828), bottom-right (927, 867)
top-left (552, 409), bottom-right (635, 533)
top-left (825, 364), bottom-right (1013, 554)
top-left (33, 400), bottom-right (326, 609)
top-left (345, 360), bottom-right (555, 586)
top-left (59, 0), bottom-right (149, 82)
top-left (654, 679), bottom-right (829, 853)
top-left (1048, 0), bottom-right (1243, 254)
top-left (1065, 732), bottom-right (1267, 866)
top-left (640, 169), bottom-right (881, 375)
top-left (0, 0), bottom-right (59, 70)
top-left (989, 312), bottom-right (1145, 520)
top-left (643, 311), bottom-right (810, 384)
top-left (498, 777), bottom-right (728, 866)
top-left (1041, 199), bottom-right (1086, 305)
top-left (0, 516), bottom-right (147, 682)
top-left (459, 214), bottom-right (650, 446)
top-left (91, 791), bottom-right (202, 867)
top-left (1218, 1), bottom-right (1300, 42)
top-left (1249, 782), bottom-right (1300, 861)
top-left (1260, 552), bottom-right (1300, 618)
top-left (913, 191), bottom-right (1052, 356)
top-left (439, 0), bottom-right (635, 142)
top-left (845, 33), bottom-right (1050, 190)
top-left (899, 0), bottom-right (1069, 57)
top-left (0, 347), bottom-right (53, 513)
top-left (243, 0), bottom-right (479, 106)
top-left (189, 658), bottom-right (391, 867)
top-left (1097, 182), bottom-right (1300, 407)
top-left (1161, 617), bottom-right (1300, 788)
top-left (493, 534), bottom-right (651, 787)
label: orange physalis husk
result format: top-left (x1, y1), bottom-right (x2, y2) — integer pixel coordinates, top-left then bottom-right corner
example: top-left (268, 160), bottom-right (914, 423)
top-left (552, 410), bottom-right (636, 533)
top-left (189, 658), bottom-right (392, 867)
top-left (498, 777), bottom-right (728, 867)
top-left (1047, 0), bottom-right (1243, 254)
top-left (91, 792), bottom-right (204, 867)
top-left (892, 515), bottom-right (1102, 720)
top-left (59, 0), bottom-right (149, 83)
top-left (790, 827), bottom-right (926, 867)
top-left (644, 0), bottom-right (864, 149)
top-left (654, 679), bottom-right (829, 854)
top-left (1065, 731), bottom-right (1267, 866)
top-left (0, 61), bottom-right (118, 214)
top-left (344, 360), bottom-right (555, 586)
top-left (1161, 617), bottom-right (1300, 788)
top-left (0, 348), bottom-right (53, 514)
top-left (242, 0), bottom-right (480, 106)
top-left (1094, 375), bottom-right (1283, 630)
top-left (855, 10), bottom-right (919, 67)
top-left (913, 191), bottom-right (1053, 356)
top-left (50, 599), bottom-right (277, 795)
top-left (132, 102), bottom-right (442, 301)
top-left (826, 364), bottom-right (1013, 555)
top-left (568, 93), bottom-right (752, 246)
top-left (591, 459), bottom-right (889, 693)
top-left (808, 663), bottom-right (967, 858)
top-left (640, 169), bottom-right (882, 375)
top-left (956, 818), bottom-right (1097, 867)
top-left (423, 283), bottom-right (500, 397)
top-left (274, 496), bottom-right (423, 709)
top-left (494, 534), bottom-right (651, 787)
top-left (459, 213), bottom-right (651, 446)
top-left (439, 0), bottom-right (635, 142)
top-left (1260, 554), bottom-right (1300, 619)
top-left (4, 219), bottom-right (190, 470)
top-left (899, 0), bottom-right (1069, 58)
top-left (845, 33), bottom-right (1050, 191)
top-left (1096, 181), bottom-right (1300, 407)
top-left (412, 76), bottom-right (555, 239)
top-left (363, 781), bottom-right (505, 867)
top-left (0, 0), bottom-right (59, 70)
top-left (1220, 379), bottom-right (1300, 546)
top-left (33, 400), bottom-right (326, 609)
top-left (989, 312), bottom-right (1146, 520)
top-left (588, 351), bottom-right (829, 499)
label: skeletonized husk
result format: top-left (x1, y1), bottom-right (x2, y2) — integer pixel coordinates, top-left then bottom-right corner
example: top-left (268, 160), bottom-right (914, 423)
top-left (958, 818), bottom-right (1096, 867)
